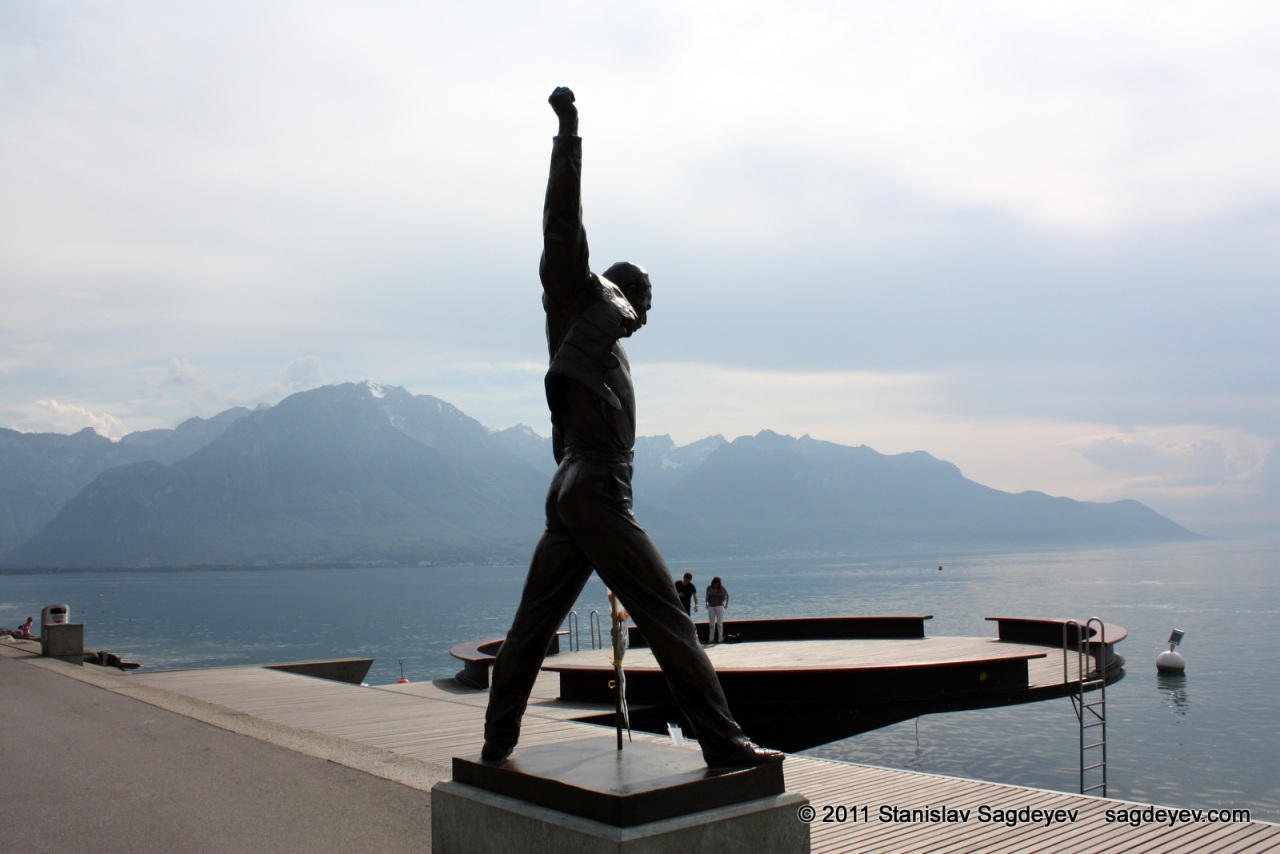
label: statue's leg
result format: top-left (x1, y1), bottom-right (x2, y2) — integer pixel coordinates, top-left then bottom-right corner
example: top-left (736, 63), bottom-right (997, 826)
top-left (484, 475), bottom-right (593, 753)
top-left (558, 460), bottom-right (746, 756)
top-left (484, 530), bottom-right (591, 750)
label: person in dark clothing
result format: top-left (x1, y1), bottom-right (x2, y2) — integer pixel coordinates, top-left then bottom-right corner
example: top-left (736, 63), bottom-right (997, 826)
top-left (675, 572), bottom-right (699, 615)
top-left (481, 87), bottom-right (781, 769)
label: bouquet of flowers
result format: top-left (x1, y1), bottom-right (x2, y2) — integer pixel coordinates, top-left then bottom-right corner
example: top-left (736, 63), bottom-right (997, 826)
top-left (607, 590), bottom-right (632, 749)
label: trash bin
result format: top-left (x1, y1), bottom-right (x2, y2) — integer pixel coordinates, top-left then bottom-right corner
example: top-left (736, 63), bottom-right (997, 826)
top-left (42, 604), bottom-right (69, 626)
top-left (39, 604), bottom-right (82, 663)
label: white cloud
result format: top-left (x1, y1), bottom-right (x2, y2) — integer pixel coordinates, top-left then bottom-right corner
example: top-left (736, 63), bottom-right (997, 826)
top-left (1066, 428), bottom-right (1271, 491)
top-left (280, 356), bottom-right (325, 392)
top-left (578, 1), bottom-right (1280, 235)
top-left (162, 359), bottom-right (200, 388)
top-left (633, 362), bottom-right (942, 447)
top-left (34, 399), bottom-right (125, 439)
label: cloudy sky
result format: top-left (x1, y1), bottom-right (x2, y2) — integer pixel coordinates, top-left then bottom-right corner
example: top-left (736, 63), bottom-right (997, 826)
top-left (2, 1), bottom-right (1276, 538)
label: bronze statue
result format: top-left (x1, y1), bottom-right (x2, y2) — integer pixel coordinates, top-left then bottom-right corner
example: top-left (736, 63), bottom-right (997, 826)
top-left (481, 87), bottom-right (782, 768)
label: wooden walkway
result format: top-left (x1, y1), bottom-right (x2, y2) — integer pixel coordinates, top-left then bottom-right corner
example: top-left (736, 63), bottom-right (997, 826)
top-left (134, 663), bottom-right (1280, 852)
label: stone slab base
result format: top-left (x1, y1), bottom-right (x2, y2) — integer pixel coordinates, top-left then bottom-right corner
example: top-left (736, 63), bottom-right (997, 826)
top-left (41, 623), bottom-right (83, 664)
top-left (452, 736), bottom-right (783, 826)
top-left (431, 781), bottom-right (809, 853)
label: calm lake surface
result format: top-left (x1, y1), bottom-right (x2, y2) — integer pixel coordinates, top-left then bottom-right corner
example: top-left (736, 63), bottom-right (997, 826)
top-left (3, 538), bottom-right (1276, 821)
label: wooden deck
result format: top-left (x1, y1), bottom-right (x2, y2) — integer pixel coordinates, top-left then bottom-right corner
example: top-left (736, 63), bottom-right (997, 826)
top-left (551, 635), bottom-right (1103, 691)
top-left (543, 636), bottom-right (1110, 751)
top-left (550, 637), bottom-right (1060, 679)
top-left (133, 661), bottom-right (1279, 852)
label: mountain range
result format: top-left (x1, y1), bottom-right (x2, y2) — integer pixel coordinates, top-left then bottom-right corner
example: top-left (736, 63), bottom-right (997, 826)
top-left (0, 381), bottom-right (1200, 568)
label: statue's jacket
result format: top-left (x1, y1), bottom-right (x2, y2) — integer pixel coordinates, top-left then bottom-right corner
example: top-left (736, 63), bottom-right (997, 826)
top-left (545, 275), bottom-right (636, 412)
top-left (540, 133), bottom-right (638, 464)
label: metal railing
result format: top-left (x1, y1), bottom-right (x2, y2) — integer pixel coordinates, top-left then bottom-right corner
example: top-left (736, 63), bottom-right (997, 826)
top-left (564, 609), bottom-right (605, 651)
top-left (566, 610), bottom-right (580, 651)
top-left (1064, 617), bottom-right (1108, 796)
top-left (589, 609), bottom-right (603, 650)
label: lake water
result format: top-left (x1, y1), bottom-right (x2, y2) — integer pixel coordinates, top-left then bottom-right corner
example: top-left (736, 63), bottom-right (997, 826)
top-left (2, 538), bottom-right (1276, 822)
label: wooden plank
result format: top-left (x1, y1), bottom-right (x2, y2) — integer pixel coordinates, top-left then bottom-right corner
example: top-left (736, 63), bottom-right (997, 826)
top-left (1220, 827), bottom-right (1280, 853)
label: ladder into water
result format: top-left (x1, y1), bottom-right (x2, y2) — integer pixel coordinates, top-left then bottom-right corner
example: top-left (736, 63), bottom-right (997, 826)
top-left (1064, 617), bottom-right (1108, 797)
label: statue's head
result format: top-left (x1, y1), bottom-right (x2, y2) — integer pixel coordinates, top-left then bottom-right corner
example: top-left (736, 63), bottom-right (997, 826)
top-left (603, 262), bottom-right (651, 330)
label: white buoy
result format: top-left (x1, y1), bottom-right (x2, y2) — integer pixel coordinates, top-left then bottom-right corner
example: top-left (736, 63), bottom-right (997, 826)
top-left (1157, 628), bottom-right (1186, 673)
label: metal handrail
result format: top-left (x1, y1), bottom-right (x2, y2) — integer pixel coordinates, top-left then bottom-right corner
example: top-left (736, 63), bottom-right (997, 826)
top-left (566, 610), bottom-right (580, 652)
top-left (1064, 618), bottom-right (1108, 796)
top-left (589, 609), bottom-right (603, 650)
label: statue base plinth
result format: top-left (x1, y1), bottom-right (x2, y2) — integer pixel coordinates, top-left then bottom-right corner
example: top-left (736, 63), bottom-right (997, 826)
top-left (431, 736), bottom-right (808, 853)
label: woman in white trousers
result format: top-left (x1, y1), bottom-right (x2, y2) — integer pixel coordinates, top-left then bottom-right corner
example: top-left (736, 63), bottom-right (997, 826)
top-left (705, 577), bottom-right (729, 644)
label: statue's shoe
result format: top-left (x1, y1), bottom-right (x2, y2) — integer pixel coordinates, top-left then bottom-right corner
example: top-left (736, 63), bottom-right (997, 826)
top-left (704, 738), bottom-right (784, 768)
top-left (480, 741), bottom-right (514, 764)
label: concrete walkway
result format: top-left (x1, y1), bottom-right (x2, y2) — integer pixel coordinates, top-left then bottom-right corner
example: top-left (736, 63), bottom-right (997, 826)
top-left (0, 646), bottom-right (435, 853)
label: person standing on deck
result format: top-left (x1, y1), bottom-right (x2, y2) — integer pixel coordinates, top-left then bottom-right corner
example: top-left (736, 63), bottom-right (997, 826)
top-left (480, 87), bottom-right (781, 769)
top-left (675, 572), bottom-right (699, 616)
top-left (705, 577), bottom-right (729, 644)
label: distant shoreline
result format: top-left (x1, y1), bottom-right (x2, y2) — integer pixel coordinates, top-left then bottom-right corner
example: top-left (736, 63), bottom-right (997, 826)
top-left (0, 535), bottom-right (1246, 575)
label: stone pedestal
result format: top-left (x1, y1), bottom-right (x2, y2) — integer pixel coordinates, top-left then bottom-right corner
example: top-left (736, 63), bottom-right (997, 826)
top-left (40, 623), bottom-right (84, 664)
top-left (431, 736), bottom-right (808, 853)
